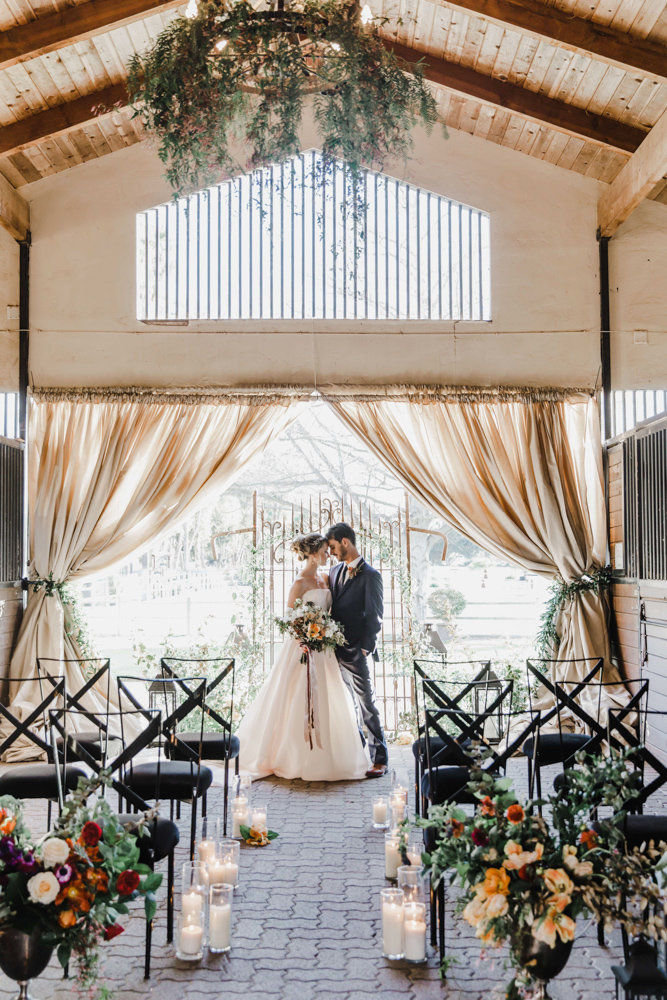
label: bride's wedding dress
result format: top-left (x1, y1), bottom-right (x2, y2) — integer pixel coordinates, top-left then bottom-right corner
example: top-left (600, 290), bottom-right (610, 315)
top-left (238, 588), bottom-right (371, 781)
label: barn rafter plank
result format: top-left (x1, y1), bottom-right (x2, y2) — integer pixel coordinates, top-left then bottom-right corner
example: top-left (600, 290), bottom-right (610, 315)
top-left (598, 106), bottom-right (667, 236)
top-left (385, 39), bottom-right (648, 151)
top-left (0, 0), bottom-right (184, 71)
top-left (439, 0), bottom-right (667, 79)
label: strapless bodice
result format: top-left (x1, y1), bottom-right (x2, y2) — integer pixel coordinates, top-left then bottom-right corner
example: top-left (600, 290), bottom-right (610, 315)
top-left (302, 588), bottom-right (332, 610)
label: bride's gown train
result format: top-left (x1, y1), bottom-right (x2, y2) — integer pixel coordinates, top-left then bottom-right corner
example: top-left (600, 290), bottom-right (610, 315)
top-left (238, 588), bottom-right (370, 781)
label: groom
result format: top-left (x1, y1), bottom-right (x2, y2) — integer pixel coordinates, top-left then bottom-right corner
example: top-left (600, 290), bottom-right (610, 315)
top-left (326, 523), bottom-right (388, 778)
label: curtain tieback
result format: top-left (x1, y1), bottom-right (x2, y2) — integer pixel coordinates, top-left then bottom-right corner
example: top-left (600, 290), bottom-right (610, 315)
top-left (24, 575), bottom-right (68, 597)
top-left (537, 566), bottom-right (613, 660)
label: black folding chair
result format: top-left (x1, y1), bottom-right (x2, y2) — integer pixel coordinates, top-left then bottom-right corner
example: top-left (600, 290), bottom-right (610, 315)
top-left (160, 657), bottom-right (239, 834)
top-left (422, 696), bottom-right (542, 964)
top-left (523, 657), bottom-right (604, 798)
top-left (117, 675), bottom-right (212, 858)
top-left (37, 657), bottom-right (117, 762)
top-left (49, 706), bottom-right (180, 978)
top-left (412, 660), bottom-right (492, 816)
top-left (607, 706), bottom-right (667, 811)
top-left (0, 674), bottom-right (87, 826)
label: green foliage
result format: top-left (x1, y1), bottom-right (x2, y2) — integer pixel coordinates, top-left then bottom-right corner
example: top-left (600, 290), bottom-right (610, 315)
top-left (535, 566), bottom-right (613, 661)
top-left (128, 0), bottom-right (441, 198)
top-left (427, 586), bottom-right (467, 621)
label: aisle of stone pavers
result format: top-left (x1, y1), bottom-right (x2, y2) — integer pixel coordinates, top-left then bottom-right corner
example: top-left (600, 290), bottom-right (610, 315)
top-left (3, 747), bottom-right (632, 1000)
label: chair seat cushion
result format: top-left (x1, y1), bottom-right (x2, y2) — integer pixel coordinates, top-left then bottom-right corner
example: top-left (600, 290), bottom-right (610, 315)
top-left (56, 731), bottom-right (122, 763)
top-left (411, 736), bottom-right (471, 766)
top-left (421, 766), bottom-right (475, 805)
top-left (117, 814), bottom-right (180, 863)
top-left (125, 761), bottom-right (213, 801)
top-left (167, 732), bottom-right (240, 761)
top-left (0, 763), bottom-right (87, 799)
top-left (623, 814), bottom-right (667, 849)
top-left (522, 733), bottom-right (591, 765)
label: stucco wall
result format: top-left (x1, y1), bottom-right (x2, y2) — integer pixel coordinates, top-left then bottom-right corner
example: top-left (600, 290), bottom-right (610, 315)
top-left (7, 118), bottom-right (666, 390)
top-left (0, 225), bottom-right (19, 392)
top-left (609, 199), bottom-right (667, 390)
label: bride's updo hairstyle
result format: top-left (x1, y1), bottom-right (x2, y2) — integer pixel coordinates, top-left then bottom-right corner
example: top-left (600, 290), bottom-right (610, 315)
top-left (291, 533), bottom-right (328, 561)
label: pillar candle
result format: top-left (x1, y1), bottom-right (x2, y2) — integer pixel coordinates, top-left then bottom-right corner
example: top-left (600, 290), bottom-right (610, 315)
top-left (251, 809), bottom-right (267, 833)
top-left (404, 904), bottom-right (427, 962)
top-left (208, 903), bottom-right (231, 951)
top-left (382, 901), bottom-right (404, 957)
top-left (373, 800), bottom-right (388, 825)
top-left (385, 836), bottom-right (401, 879)
top-left (197, 839), bottom-right (216, 864)
top-left (182, 890), bottom-right (204, 921)
top-left (231, 797), bottom-right (249, 838)
top-left (179, 922), bottom-right (203, 956)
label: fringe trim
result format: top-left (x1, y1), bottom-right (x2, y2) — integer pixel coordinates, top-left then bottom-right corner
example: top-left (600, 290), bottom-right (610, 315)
top-left (30, 384), bottom-right (595, 405)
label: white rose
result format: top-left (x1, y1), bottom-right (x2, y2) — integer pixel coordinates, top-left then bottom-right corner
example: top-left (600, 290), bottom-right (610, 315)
top-left (27, 871), bottom-right (60, 905)
top-left (41, 838), bottom-right (70, 869)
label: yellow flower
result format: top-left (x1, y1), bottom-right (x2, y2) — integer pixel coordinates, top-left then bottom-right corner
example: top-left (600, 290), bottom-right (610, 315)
top-left (543, 869), bottom-right (574, 896)
top-left (503, 840), bottom-right (544, 870)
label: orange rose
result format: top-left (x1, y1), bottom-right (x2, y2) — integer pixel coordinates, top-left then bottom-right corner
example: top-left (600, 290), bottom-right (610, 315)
top-left (506, 804), bottom-right (525, 825)
top-left (0, 808), bottom-right (16, 836)
top-left (477, 867), bottom-right (510, 899)
top-left (58, 909), bottom-right (77, 929)
top-left (450, 818), bottom-right (465, 839)
top-left (480, 796), bottom-right (496, 817)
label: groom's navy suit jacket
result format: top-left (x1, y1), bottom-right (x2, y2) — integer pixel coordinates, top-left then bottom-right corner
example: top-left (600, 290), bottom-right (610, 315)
top-left (330, 559), bottom-right (383, 655)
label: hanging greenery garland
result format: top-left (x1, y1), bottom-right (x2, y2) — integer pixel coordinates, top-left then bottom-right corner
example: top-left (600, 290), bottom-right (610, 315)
top-left (128, 0), bottom-right (440, 198)
top-left (535, 566), bottom-right (614, 661)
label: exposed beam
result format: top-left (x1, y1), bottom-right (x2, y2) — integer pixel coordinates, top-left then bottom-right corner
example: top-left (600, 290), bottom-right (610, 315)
top-left (598, 108), bottom-right (667, 237)
top-left (0, 39), bottom-right (649, 161)
top-left (386, 39), bottom-right (648, 154)
top-left (0, 172), bottom-right (29, 242)
top-left (0, 83), bottom-right (129, 158)
top-left (0, 0), bottom-right (183, 72)
top-left (442, 0), bottom-right (667, 80)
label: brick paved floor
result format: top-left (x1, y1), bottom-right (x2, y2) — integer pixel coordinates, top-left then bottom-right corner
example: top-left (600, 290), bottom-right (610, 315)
top-left (1, 747), bottom-right (660, 1000)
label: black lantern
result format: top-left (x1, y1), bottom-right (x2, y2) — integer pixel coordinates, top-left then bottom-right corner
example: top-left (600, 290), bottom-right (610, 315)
top-left (612, 938), bottom-right (667, 1000)
top-left (474, 668), bottom-right (505, 744)
top-left (148, 677), bottom-right (177, 721)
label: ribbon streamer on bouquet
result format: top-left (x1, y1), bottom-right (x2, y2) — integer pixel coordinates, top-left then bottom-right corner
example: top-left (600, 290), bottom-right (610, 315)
top-left (301, 648), bottom-right (323, 751)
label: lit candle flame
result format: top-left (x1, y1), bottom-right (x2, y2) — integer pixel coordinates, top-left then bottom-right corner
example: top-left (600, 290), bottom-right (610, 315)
top-left (215, 38), bottom-right (228, 51)
top-left (331, 42), bottom-right (341, 51)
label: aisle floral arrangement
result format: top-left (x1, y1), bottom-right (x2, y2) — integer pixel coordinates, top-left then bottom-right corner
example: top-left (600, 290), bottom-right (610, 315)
top-left (0, 775), bottom-right (162, 989)
top-left (420, 751), bottom-right (666, 997)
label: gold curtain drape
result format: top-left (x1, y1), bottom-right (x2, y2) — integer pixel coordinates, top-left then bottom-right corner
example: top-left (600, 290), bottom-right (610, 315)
top-left (326, 390), bottom-right (623, 700)
top-left (6, 395), bottom-right (295, 758)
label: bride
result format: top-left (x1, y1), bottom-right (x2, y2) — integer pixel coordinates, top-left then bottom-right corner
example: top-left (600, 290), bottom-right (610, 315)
top-left (237, 533), bottom-right (370, 781)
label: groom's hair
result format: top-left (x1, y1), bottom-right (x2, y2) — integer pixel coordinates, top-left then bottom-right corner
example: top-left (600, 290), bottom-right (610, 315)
top-left (326, 522), bottom-right (356, 546)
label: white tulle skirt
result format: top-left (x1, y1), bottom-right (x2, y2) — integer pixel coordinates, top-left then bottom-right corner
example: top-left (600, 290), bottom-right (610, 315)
top-left (237, 639), bottom-right (370, 781)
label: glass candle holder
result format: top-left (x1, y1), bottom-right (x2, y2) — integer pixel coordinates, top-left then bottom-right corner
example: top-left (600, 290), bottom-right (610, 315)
top-left (250, 805), bottom-right (268, 834)
top-left (390, 799), bottom-right (408, 828)
top-left (181, 860), bottom-right (207, 923)
top-left (236, 775), bottom-right (252, 799)
top-left (176, 913), bottom-right (204, 962)
top-left (403, 901), bottom-right (427, 963)
top-left (390, 772), bottom-right (408, 804)
top-left (406, 837), bottom-right (424, 868)
top-left (208, 883), bottom-right (233, 954)
top-left (210, 838), bottom-right (240, 889)
top-left (397, 864), bottom-right (426, 903)
top-left (384, 832), bottom-right (401, 880)
top-left (372, 796), bottom-right (389, 830)
top-left (231, 795), bottom-right (250, 839)
top-left (380, 887), bottom-right (405, 960)
top-left (197, 817), bottom-right (218, 865)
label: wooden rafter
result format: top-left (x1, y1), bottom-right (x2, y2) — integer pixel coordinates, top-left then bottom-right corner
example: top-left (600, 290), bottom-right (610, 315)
top-left (0, 38), bottom-right (649, 161)
top-left (0, 0), bottom-right (183, 71)
top-left (385, 40), bottom-right (648, 153)
top-left (598, 108), bottom-right (667, 237)
top-left (0, 172), bottom-right (29, 241)
top-left (441, 0), bottom-right (667, 80)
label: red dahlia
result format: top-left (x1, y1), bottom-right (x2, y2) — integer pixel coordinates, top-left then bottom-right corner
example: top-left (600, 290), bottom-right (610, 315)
top-left (80, 822), bottom-right (103, 847)
top-left (116, 869), bottom-right (140, 895)
top-left (103, 923), bottom-right (124, 940)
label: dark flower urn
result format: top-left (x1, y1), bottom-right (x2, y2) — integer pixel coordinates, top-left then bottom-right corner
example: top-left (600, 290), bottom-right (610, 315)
top-left (516, 933), bottom-right (574, 999)
top-left (0, 927), bottom-right (53, 999)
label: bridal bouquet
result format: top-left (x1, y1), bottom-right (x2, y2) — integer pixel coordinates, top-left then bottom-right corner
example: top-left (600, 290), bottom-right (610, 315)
top-left (275, 599), bottom-right (346, 659)
top-left (420, 751), bottom-right (665, 996)
top-left (0, 774), bottom-right (162, 989)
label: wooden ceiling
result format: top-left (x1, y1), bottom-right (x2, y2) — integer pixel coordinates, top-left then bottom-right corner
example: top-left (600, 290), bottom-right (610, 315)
top-left (0, 0), bottom-right (665, 242)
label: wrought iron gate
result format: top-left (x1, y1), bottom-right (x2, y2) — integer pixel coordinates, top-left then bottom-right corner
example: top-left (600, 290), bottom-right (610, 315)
top-left (212, 491), bottom-right (428, 732)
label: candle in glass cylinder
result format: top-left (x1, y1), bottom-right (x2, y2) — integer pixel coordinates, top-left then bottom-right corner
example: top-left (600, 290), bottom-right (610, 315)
top-left (231, 796), bottom-right (249, 838)
top-left (182, 889), bottom-right (204, 921)
top-left (372, 797), bottom-right (388, 828)
top-left (251, 807), bottom-right (267, 833)
top-left (209, 902), bottom-right (231, 952)
top-left (403, 902), bottom-right (427, 962)
top-left (390, 800), bottom-right (407, 827)
top-left (197, 839), bottom-right (216, 864)
top-left (384, 833), bottom-right (401, 880)
top-left (381, 888), bottom-right (405, 959)
top-left (177, 917), bottom-right (203, 959)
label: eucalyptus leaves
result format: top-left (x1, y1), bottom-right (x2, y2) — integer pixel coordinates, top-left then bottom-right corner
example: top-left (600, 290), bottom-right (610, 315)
top-left (535, 566), bottom-right (614, 661)
top-left (128, 0), bottom-right (440, 198)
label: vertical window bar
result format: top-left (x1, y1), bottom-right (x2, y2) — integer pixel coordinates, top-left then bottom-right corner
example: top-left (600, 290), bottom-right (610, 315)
top-left (395, 179), bottom-right (399, 318)
top-left (237, 178), bottom-right (243, 318)
top-left (217, 185), bottom-right (222, 319)
top-left (320, 154), bottom-right (325, 318)
top-left (290, 159), bottom-right (295, 319)
top-left (258, 177), bottom-right (263, 319)
top-left (342, 162), bottom-right (347, 319)
top-left (185, 200), bottom-right (190, 319)
top-left (374, 173), bottom-right (379, 320)
top-left (406, 184), bottom-right (410, 319)
top-left (153, 209), bottom-right (159, 320)
top-left (468, 208), bottom-right (473, 320)
top-left (447, 201), bottom-right (453, 320)
top-left (301, 155), bottom-right (306, 320)
top-left (458, 204), bottom-right (463, 321)
top-left (144, 212), bottom-right (149, 320)
top-left (312, 152), bottom-right (317, 318)
top-left (280, 163), bottom-right (285, 318)
top-left (249, 174), bottom-right (254, 319)
top-left (164, 204), bottom-right (170, 319)
top-left (437, 196), bottom-right (442, 320)
top-left (269, 166), bottom-right (274, 319)
top-left (426, 191), bottom-right (431, 320)
top-left (477, 211), bottom-right (482, 321)
top-left (196, 194), bottom-right (201, 319)
top-left (332, 161), bottom-right (337, 319)
top-left (363, 171), bottom-right (368, 319)
top-left (385, 176), bottom-right (389, 319)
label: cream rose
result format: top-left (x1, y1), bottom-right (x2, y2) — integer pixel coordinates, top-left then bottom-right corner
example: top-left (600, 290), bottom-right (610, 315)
top-left (41, 837), bottom-right (70, 869)
top-left (27, 871), bottom-right (60, 905)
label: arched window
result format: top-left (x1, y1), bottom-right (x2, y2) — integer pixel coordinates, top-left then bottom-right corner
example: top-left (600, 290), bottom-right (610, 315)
top-left (137, 150), bottom-right (490, 322)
